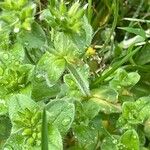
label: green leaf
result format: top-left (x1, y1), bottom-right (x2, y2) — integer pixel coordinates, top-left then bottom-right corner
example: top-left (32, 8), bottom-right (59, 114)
top-left (135, 96), bottom-right (150, 120)
top-left (118, 27), bottom-right (146, 39)
top-left (0, 63), bottom-right (34, 98)
top-left (131, 83), bottom-right (150, 99)
top-left (91, 86), bottom-right (118, 103)
top-left (3, 131), bottom-right (25, 150)
top-left (3, 131), bottom-right (41, 150)
top-left (0, 42), bottom-right (24, 67)
top-left (89, 97), bottom-right (121, 114)
top-left (70, 16), bottom-right (93, 51)
top-left (119, 96), bottom-right (150, 125)
top-left (119, 129), bottom-right (140, 150)
top-left (48, 125), bottom-right (63, 150)
top-left (46, 99), bottom-right (75, 134)
top-left (0, 99), bottom-right (8, 115)
top-left (73, 124), bottom-right (98, 149)
top-left (0, 115), bottom-right (11, 141)
top-left (66, 63), bottom-right (90, 96)
top-left (64, 63), bottom-right (90, 97)
top-left (92, 46), bottom-right (141, 87)
top-left (53, 32), bottom-right (82, 58)
top-left (135, 43), bottom-right (150, 65)
top-left (144, 118), bottom-right (150, 140)
top-left (35, 51), bottom-right (66, 87)
top-left (61, 79), bottom-right (82, 99)
top-left (137, 130), bottom-right (146, 147)
top-left (17, 22), bottom-right (47, 49)
top-left (8, 94), bottom-right (38, 121)
top-left (119, 36), bottom-right (145, 49)
top-left (31, 80), bottom-right (60, 101)
top-left (83, 16), bottom-right (93, 47)
top-left (140, 147), bottom-right (149, 150)
top-left (82, 99), bottom-right (101, 120)
top-left (101, 136), bottom-right (118, 150)
top-left (121, 102), bottom-right (141, 125)
top-left (110, 68), bottom-right (140, 90)
top-left (11, 43), bottom-right (25, 63)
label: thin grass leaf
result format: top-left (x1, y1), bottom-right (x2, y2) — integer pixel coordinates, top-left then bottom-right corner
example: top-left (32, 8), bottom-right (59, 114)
top-left (92, 46), bottom-right (141, 87)
top-left (118, 27), bottom-right (146, 39)
top-left (123, 18), bottom-right (150, 23)
top-left (41, 108), bottom-right (48, 150)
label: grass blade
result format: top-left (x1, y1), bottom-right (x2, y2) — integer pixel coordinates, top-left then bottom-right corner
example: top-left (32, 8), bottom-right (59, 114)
top-left (92, 46), bottom-right (141, 88)
top-left (41, 108), bottom-right (49, 150)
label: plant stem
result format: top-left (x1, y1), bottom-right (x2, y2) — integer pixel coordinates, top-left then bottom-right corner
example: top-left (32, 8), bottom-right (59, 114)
top-left (66, 62), bottom-right (91, 97)
top-left (92, 46), bottom-right (141, 88)
top-left (41, 108), bottom-right (48, 150)
top-left (101, 0), bottom-right (119, 52)
top-left (88, 0), bottom-right (92, 23)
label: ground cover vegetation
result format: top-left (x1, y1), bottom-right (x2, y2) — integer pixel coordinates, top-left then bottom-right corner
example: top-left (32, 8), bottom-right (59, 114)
top-left (0, 0), bottom-right (150, 149)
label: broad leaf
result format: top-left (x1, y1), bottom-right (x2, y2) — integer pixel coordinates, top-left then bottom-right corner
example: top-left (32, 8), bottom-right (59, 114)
top-left (53, 32), bottom-right (82, 59)
top-left (119, 129), bottom-right (140, 150)
top-left (70, 16), bottom-right (93, 52)
top-left (3, 131), bottom-right (41, 150)
top-left (63, 64), bottom-right (90, 98)
top-left (31, 81), bottom-right (60, 101)
top-left (121, 102), bottom-right (141, 125)
top-left (101, 136), bottom-right (119, 150)
top-left (119, 96), bottom-right (150, 126)
top-left (34, 51), bottom-right (66, 87)
top-left (82, 99), bottom-right (101, 120)
top-left (110, 68), bottom-right (140, 91)
top-left (135, 43), bottom-right (150, 65)
top-left (8, 94), bottom-right (38, 121)
top-left (73, 124), bottom-right (98, 150)
top-left (66, 63), bottom-right (90, 96)
top-left (3, 131), bottom-right (25, 150)
top-left (48, 125), bottom-right (63, 150)
top-left (17, 22), bottom-right (47, 49)
top-left (91, 86), bottom-right (118, 103)
top-left (89, 97), bottom-right (121, 114)
top-left (0, 115), bottom-right (11, 142)
top-left (46, 99), bottom-right (75, 134)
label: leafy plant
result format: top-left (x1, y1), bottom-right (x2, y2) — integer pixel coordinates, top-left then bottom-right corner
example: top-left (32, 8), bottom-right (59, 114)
top-left (0, 0), bottom-right (150, 149)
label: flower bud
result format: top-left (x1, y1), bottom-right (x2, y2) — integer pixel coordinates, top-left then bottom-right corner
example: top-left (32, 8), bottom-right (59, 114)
top-left (27, 137), bottom-right (34, 145)
top-left (22, 128), bottom-right (32, 136)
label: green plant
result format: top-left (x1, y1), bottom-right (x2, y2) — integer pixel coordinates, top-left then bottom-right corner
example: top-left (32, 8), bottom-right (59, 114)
top-left (0, 0), bottom-right (150, 149)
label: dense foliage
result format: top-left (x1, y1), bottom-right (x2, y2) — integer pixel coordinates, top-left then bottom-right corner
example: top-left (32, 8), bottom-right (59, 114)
top-left (0, 0), bottom-right (150, 149)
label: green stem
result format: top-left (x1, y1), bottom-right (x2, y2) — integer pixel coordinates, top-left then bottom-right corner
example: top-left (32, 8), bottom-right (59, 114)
top-left (41, 108), bottom-right (48, 150)
top-left (66, 62), bottom-right (91, 97)
top-left (101, 0), bottom-right (119, 52)
top-left (92, 46), bottom-right (141, 88)
top-left (124, 0), bottom-right (144, 40)
top-left (88, 0), bottom-right (92, 23)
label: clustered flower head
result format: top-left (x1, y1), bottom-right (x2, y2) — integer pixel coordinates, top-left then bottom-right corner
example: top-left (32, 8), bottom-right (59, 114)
top-left (14, 108), bottom-right (42, 146)
top-left (40, 0), bottom-right (87, 33)
top-left (0, 0), bottom-right (36, 33)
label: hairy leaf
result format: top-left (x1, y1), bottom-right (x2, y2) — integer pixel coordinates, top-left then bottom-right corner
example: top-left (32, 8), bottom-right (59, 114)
top-left (46, 99), bottom-right (75, 134)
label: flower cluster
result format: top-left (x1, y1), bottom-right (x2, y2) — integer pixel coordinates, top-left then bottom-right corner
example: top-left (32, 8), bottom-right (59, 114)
top-left (14, 108), bottom-right (42, 146)
top-left (0, 0), bottom-right (36, 32)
